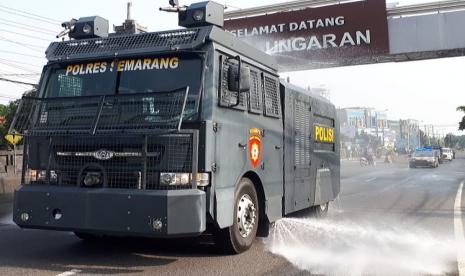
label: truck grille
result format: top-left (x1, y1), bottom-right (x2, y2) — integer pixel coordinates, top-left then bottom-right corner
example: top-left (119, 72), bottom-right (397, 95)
top-left (23, 133), bottom-right (197, 190)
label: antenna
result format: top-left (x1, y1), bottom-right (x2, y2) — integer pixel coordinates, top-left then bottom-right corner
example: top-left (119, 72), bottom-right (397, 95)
top-left (127, 1), bottom-right (133, 20)
top-left (114, 1), bottom-right (147, 35)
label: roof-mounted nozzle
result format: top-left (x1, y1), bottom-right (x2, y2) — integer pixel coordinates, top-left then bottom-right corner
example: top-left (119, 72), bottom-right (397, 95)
top-left (160, 1), bottom-right (224, 28)
top-left (160, 0), bottom-right (187, 13)
top-left (56, 19), bottom-right (77, 39)
top-left (57, 16), bottom-right (109, 40)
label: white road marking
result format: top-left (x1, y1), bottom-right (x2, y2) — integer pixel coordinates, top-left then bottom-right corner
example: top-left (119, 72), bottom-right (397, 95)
top-left (454, 181), bottom-right (465, 276)
top-left (55, 269), bottom-right (82, 276)
top-left (365, 177), bottom-right (377, 182)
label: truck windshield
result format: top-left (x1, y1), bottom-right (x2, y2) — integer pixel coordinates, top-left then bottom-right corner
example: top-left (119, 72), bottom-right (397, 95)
top-left (413, 151), bottom-right (433, 157)
top-left (43, 53), bottom-right (202, 119)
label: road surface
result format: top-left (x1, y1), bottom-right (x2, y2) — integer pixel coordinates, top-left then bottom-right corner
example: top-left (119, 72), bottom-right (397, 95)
top-left (0, 156), bottom-right (464, 276)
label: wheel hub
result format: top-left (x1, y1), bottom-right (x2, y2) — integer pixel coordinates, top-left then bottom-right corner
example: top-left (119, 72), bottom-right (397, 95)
top-left (237, 194), bottom-right (256, 238)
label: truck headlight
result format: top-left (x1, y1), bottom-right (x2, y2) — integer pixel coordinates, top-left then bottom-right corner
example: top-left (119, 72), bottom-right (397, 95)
top-left (159, 172), bottom-right (210, 187)
top-left (28, 169), bottom-right (47, 182)
top-left (195, 173), bottom-right (210, 187)
top-left (160, 173), bottom-right (191, 186)
top-left (38, 170), bottom-right (47, 181)
top-left (28, 169), bottom-right (38, 182)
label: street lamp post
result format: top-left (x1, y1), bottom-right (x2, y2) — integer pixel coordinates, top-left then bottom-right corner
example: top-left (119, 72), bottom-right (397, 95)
top-left (407, 121), bottom-right (410, 152)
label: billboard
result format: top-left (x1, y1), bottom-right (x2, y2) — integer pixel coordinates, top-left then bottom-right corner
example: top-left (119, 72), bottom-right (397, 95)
top-left (224, 0), bottom-right (389, 72)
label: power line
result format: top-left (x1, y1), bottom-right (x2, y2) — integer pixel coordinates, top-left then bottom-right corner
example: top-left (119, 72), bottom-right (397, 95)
top-left (0, 58), bottom-right (42, 68)
top-left (0, 69), bottom-right (38, 81)
top-left (0, 18), bottom-right (57, 35)
top-left (0, 94), bottom-right (19, 100)
top-left (0, 50), bottom-right (44, 59)
top-left (0, 73), bottom-right (40, 82)
top-left (0, 60), bottom-right (41, 74)
top-left (0, 73), bottom-right (40, 77)
top-left (0, 4), bottom-right (61, 23)
top-left (0, 36), bottom-right (44, 53)
top-left (0, 77), bottom-right (37, 87)
top-left (0, 28), bottom-right (52, 42)
top-left (0, 5), bottom-right (61, 26)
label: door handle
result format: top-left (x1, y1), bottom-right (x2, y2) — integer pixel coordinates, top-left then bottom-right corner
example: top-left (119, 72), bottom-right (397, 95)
top-left (275, 145), bottom-right (281, 150)
top-left (238, 143), bottom-right (247, 149)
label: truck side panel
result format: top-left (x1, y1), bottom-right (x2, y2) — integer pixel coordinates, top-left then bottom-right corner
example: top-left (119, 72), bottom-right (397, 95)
top-left (210, 46), bottom-right (284, 228)
top-left (282, 83), bottom-right (340, 215)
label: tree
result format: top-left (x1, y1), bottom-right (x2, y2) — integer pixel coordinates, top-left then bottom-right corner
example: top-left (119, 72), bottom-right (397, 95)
top-left (457, 106), bottom-right (465, 130)
top-left (0, 88), bottom-right (37, 149)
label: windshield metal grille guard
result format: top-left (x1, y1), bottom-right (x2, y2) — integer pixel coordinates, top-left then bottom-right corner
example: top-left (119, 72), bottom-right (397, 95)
top-left (9, 87), bottom-right (190, 137)
top-left (46, 28), bottom-right (208, 61)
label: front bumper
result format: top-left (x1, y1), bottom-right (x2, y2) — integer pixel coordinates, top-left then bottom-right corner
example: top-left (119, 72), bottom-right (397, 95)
top-left (13, 185), bottom-right (206, 237)
top-left (410, 160), bottom-right (435, 167)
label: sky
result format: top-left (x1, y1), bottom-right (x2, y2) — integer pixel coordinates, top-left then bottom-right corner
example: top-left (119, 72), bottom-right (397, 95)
top-left (0, 0), bottom-right (464, 135)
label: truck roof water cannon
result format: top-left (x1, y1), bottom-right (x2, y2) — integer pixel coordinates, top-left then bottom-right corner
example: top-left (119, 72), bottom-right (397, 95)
top-left (57, 1), bottom-right (224, 41)
top-left (160, 1), bottom-right (224, 28)
top-left (57, 16), bottom-right (109, 40)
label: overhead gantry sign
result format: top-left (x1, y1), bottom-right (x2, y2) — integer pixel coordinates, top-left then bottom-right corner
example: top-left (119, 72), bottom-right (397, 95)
top-left (224, 0), bottom-right (465, 71)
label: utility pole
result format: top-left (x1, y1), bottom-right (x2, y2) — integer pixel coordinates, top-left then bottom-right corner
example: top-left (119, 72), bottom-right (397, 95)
top-left (424, 125), bottom-right (427, 146)
top-left (407, 121), bottom-right (410, 151)
top-left (375, 111), bottom-right (379, 146)
top-left (382, 121), bottom-right (385, 147)
top-left (432, 125), bottom-right (435, 145)
top-left (417, 123), bottom-right (421, 148)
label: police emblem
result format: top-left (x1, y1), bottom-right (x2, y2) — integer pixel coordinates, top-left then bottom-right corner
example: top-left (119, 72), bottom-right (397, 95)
top-left (249, 128), bottom-right (262, 168)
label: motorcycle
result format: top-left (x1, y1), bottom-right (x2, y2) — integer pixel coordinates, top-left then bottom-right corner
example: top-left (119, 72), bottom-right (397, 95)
top-left (360, 156), bottom-right (376, 166)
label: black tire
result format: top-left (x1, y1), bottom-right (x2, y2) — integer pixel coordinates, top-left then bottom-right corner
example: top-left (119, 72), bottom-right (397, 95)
top-left (214, 177), bottom-right (259, 254)
top-left (74, 231), bottom-right (112, 243)
top-left (409, 164), bottom-right (415, 168)
top-left (74, 231), bottom-right (100, 241)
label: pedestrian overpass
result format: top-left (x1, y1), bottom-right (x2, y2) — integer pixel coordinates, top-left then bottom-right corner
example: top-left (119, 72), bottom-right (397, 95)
top-left (224, 0), bottom-right (465, 71)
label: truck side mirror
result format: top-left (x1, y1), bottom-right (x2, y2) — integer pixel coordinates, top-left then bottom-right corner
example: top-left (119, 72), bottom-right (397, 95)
top-left (228, 64), bottom-right (250, 93)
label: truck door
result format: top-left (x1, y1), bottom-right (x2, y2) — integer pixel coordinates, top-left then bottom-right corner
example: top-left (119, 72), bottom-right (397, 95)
top-left (283, 89), bottom-right (314, 213)
top-left (293, 94), bottom-right (314, 211)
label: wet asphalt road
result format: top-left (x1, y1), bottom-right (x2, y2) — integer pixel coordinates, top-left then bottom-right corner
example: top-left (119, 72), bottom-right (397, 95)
top-left (0, 156), bottom-right (464, 276)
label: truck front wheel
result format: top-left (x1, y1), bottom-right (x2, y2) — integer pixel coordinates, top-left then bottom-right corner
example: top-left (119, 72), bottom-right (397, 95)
top-left (214, 177), bottom-right (259, 254)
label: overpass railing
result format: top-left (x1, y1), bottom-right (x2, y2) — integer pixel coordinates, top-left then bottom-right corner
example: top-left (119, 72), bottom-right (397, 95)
top-left (224, 0), bottom-right (465, 20)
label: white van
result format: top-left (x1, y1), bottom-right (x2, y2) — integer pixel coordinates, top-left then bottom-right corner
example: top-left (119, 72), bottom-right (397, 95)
top-left (442, 148), bottom-right (453, 161)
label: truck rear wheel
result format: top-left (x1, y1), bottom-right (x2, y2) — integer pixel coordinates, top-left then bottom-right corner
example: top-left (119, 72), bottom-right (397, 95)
top-left (214, 177), bottom-right (259, 254)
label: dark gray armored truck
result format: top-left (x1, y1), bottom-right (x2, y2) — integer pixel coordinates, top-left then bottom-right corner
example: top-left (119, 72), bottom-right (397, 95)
top-left (10, 1), bottom-right (340, 253)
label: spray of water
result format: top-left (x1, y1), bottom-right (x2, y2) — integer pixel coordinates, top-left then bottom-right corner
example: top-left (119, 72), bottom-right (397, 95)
top-left (265, 213), bottom-right (456, 276)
